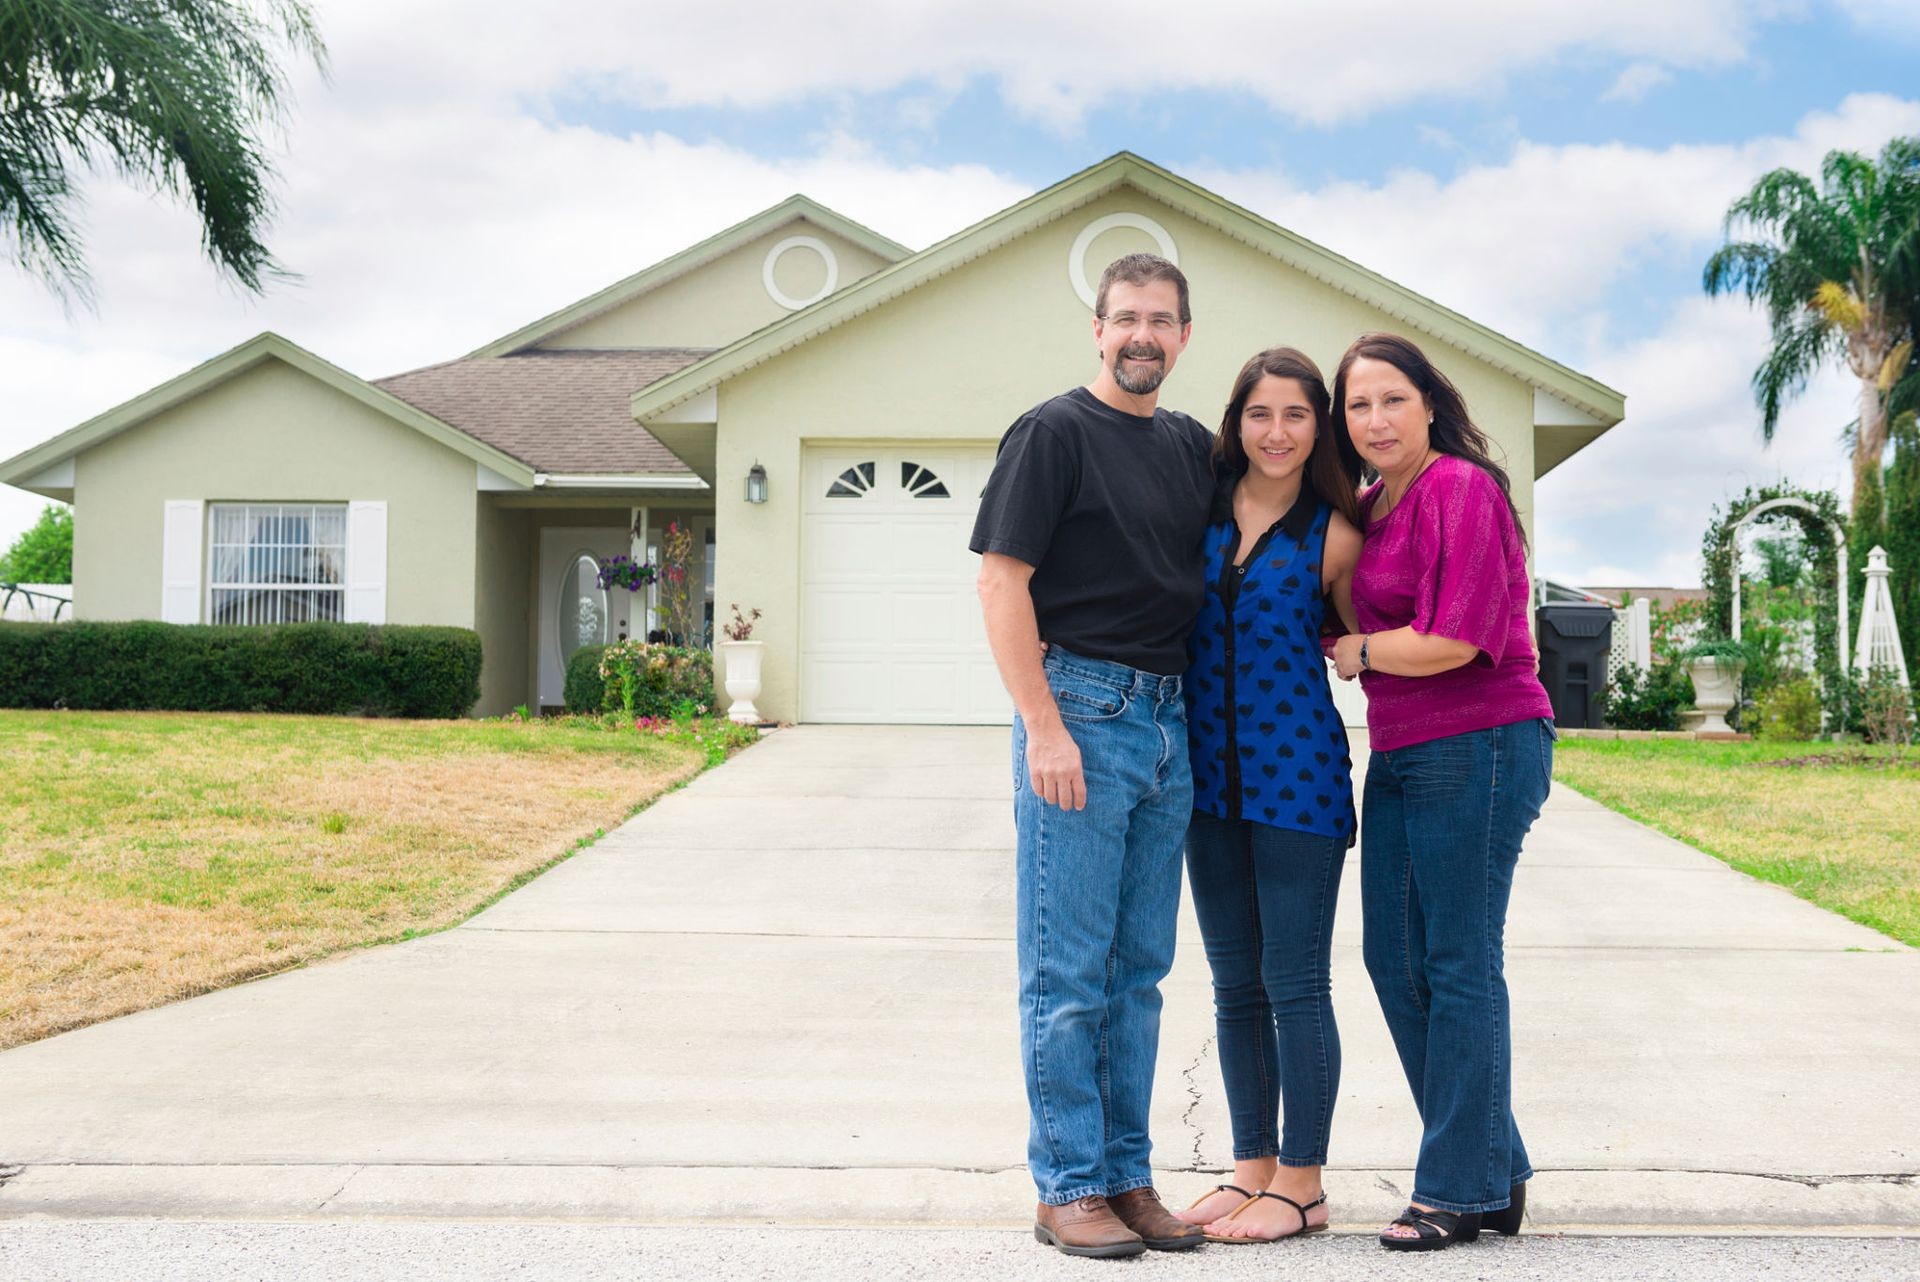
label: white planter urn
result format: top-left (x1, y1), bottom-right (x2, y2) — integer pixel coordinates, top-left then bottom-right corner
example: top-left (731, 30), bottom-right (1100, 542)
top-left (720, 640), bottom-right (765, 725)
top-left (1684, 656), bottom-right (1745, 735)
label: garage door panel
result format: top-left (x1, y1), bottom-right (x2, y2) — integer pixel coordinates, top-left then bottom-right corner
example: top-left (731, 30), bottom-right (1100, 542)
top-left (804, 588), bottom-right (890, 648)
top-left (803, 518), bottom-right (890, 579)
top-left (968, 662), bottom-right (1015, 720)
top-left (803, 659), bottom-right (887, 721)
top-left (891, 592), bottom-right (961, 646)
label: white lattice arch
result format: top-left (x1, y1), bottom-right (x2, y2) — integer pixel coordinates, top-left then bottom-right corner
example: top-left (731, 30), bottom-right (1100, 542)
top-left (1726, 496), bottom-right (1848, 668)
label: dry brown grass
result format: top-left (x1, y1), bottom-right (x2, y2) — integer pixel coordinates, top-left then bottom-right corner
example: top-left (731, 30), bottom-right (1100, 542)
top-left (0, 711), bottom-right (710, 1049)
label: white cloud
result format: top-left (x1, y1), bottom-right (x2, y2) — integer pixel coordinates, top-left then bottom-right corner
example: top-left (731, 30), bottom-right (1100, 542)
top-left (1192, 93), bottom-right (1920, 354)
top-left (1832, 0), bottom-right (1920, 39)
top-left (311, 0), bottom-right (1785, 130)
top-left (1601, 61), bottom-right (1675, 103)
top-left (0, 2), bottom-right (1910, 588)
top-left (1534, 297), bottom-right (1856, 588)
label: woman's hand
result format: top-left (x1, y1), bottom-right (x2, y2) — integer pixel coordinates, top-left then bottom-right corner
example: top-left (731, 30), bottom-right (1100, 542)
top-left (1332, 633), bottom-right (1366, 681)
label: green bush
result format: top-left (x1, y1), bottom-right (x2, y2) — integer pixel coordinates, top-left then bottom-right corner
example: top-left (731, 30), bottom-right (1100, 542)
top-left (1599, 662), bottom-right (1696, 731)
top-left (0, 621), bottom-right (481, 717)
top-left (596, 639), bottom-right (714, 718)
top-left (1751, 676), bottom-right (1822, 741)
top-left (564, 645), bottom-right (607, 714)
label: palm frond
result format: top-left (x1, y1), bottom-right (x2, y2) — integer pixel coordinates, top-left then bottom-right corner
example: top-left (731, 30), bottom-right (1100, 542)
top-left (0, 0), bottom-right (326, 300)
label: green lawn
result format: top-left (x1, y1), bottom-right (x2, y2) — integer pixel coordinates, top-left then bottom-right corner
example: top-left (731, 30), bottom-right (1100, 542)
top-left (0, 711), bottom-right (743, 1049)
top-left (1553, 737), bottom-right (1920, 947)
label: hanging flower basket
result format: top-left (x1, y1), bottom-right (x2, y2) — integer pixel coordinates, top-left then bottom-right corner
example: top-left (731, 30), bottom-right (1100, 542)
top-left (596, 554), bottom-right (657, 593)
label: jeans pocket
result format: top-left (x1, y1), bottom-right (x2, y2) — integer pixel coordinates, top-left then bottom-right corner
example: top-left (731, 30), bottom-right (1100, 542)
top-left (1538, 717), bottom-right (1556, 787)
top-left (1050, 671), bottom-right (1130, 723)
top-left (1390, 732), bottom-right (1476, 802)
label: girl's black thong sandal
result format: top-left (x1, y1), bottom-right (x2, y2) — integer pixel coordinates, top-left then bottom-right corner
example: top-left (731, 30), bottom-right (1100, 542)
top-left (1206, 1190), bottom-right (1329, 1244)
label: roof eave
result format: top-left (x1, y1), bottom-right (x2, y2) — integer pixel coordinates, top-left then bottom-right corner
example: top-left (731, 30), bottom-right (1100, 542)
top-left (0, 332), bottom-right (540, 489)
top-left (631, 151), bottom-right (1626, 428)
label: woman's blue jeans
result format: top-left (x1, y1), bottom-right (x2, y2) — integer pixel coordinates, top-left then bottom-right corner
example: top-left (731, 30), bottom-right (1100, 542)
top-left (1013, 648), bottom-right (1193, 1205)
top-left (1184, 811), bottom-right (1347, 1166)
top-left (1360, 716), bottom-right (1553, 1214)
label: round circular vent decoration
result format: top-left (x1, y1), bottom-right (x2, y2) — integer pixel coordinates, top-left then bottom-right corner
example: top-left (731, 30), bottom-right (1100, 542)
top-left (763, 235), bottom-right (840, 310)
top-left (1068, 213), bottom-right (1178, 310)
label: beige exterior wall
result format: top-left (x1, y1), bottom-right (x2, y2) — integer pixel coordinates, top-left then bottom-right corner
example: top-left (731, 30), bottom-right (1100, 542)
top-left (73, 358), bottom-right (479, 630)
top-left (538, 220), bottom-right (893, 351)
top-left (473, 499), bottom-right (530, 717)
top-left (706, 185), bottom-right (1540, 722)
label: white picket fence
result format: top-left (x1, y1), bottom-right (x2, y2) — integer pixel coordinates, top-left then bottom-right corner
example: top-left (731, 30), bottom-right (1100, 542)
top-left (1, 583), bottom-right (72, 622)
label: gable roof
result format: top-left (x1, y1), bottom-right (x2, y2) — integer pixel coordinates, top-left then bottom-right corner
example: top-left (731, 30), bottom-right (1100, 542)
top-left (375, 348), bottom-right (712, 474)
top-left (0, 332), bottom-right (539, 490)
top-left (466, 194), bottom-right (913, 359)
top-left (629, 152), bottom-right (1627, 430)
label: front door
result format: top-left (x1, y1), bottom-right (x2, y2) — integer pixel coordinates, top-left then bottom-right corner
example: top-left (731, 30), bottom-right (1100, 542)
top-left (537, 527), bottom-right (637, 710)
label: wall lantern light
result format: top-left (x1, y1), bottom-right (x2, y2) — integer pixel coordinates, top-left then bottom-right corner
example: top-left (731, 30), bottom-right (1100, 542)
top-left (745, 461), bottom-right (769, 504)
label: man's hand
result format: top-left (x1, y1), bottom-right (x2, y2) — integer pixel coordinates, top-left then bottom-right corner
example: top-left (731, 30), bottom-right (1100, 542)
top-left (1026, 717), bottom-right (1087, 810)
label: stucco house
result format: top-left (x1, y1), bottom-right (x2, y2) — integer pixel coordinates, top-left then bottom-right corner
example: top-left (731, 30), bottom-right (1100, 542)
top-left (0, 152), bottom-right (1624, 722)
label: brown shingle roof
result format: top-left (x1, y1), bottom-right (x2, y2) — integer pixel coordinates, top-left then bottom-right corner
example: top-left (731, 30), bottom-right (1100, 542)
top-left (373, 348), bottom-right (712, 474)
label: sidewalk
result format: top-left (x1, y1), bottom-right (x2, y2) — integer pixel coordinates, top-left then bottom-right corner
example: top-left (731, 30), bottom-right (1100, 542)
top-left (1, 726), bottom-right (1915, 1230)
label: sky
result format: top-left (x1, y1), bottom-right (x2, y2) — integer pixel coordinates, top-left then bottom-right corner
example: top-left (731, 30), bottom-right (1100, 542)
top-left (5, 0), bottom-right (1920, 587)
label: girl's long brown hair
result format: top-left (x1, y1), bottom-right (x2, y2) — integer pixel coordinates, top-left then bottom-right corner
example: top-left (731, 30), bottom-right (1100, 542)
top-left (1212, 346), bottom-right (1362, 529)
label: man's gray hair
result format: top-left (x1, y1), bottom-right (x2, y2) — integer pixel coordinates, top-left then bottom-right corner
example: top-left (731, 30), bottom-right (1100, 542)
top-left (1094, 253), bottom-right (1191, 325)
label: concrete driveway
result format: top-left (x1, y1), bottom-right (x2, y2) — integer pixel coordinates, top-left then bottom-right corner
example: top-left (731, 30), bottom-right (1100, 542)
top-left (1, 726), bottom-right (1915, 1230)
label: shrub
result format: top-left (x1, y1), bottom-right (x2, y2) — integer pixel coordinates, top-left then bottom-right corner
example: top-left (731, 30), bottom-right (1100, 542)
top-left (1600, 662), bottom-right (1695, 731)
top-left (564, 644), bottom-right (607, 714)
top-left (1861, 669), bottom-right (1915, 746)
top-left (0, 621), bottom-right (481, 717)
top-left (1827, 665), bottom-right (1916, 743)
top-left (596, 639), bottom-right (713, 718)
top-left (1751, 677), bottom-right (1822, 741)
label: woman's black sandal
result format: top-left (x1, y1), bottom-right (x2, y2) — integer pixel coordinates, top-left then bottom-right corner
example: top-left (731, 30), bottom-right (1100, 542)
top-left (1378, 1205), bottom-right (1482, 1252)
top-left (1482, 1181), bottom-right (1526, 1236)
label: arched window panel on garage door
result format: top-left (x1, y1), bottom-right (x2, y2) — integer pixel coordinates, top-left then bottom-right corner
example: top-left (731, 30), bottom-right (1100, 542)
top-left (825, 461), bottom-right (877, 498)
top-left (900, 461), bottom-right (950, 499)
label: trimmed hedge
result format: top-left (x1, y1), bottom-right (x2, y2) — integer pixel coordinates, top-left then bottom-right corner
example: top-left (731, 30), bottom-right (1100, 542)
top-left (564, 644), bottom-right (607, 714)
top-left (0, 621), bottom-right (482, 718)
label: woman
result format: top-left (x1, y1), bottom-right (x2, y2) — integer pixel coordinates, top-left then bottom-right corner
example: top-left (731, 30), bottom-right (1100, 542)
top-left (1328, 332), bottom-right (1555, 1252)
top-left (1175, 348), bottom-right (1364, 1243)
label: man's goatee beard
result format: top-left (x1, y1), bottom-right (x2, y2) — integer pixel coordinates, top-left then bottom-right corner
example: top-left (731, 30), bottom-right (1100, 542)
top-left (1113, 354), bottom-right (1166, 395)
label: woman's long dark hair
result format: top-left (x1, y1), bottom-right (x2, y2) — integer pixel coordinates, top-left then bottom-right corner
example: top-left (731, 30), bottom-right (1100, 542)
top-left (1212, 347), bottom-right (1363, 529)
top-left (1332, 332), bottom-right (1524, 538)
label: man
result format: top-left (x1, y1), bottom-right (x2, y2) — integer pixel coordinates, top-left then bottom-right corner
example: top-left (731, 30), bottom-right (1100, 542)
top-left (970, 253), bottom-right (1215, 1258)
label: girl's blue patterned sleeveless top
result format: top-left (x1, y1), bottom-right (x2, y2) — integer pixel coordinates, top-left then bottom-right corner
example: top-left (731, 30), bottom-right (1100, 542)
top-left (1185, 493), bottom-right (1355, 840)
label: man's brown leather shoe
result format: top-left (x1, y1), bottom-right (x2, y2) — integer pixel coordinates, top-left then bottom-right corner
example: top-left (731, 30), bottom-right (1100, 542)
top-left (1108, 1187), bottom-right (1207, 1250)
top-left (1033, 1195), bottom-right (1146, 1258)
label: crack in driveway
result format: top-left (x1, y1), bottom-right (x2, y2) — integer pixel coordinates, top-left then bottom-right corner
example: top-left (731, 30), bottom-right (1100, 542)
top-left (1178, 1037), bottom-right (1214, 1171)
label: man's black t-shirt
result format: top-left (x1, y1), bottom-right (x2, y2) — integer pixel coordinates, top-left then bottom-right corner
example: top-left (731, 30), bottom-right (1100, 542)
top-left (969, 386), bottom-right (1215, 676)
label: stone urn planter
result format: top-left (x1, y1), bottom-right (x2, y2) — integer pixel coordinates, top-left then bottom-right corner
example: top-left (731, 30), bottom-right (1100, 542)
top-left (1683, 655), bottom-right (1745, 735)
top-left (720, 640), bottom-right (764, 725)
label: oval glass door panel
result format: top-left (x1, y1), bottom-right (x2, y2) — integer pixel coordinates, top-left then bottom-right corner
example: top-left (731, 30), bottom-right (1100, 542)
top-left (557, 553), bottom-right (608, 669)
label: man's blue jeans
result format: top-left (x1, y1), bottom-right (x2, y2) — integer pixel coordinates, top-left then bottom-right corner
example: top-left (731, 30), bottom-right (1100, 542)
top-left (1360, 717), bottom-right (1554, 1214)
top-left (1184, 811), bottom-right (1347, 1166)
top-left (1013, 648), bottom-right (1192, 1205)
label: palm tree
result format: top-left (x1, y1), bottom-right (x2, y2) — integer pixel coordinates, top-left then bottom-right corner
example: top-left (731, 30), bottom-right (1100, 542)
top-left (0, 0), bottom-right (326, 302)
top-left (1704, 137), bottom-right (1920, 520)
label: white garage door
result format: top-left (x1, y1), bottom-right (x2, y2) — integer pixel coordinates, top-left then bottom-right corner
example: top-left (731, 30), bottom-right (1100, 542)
top-left (801, 446), bottom-right (1013, 724)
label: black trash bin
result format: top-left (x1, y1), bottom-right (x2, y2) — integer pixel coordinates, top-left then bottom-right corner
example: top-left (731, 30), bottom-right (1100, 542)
top-left (1535, 602), bottom-right (1615, 729)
